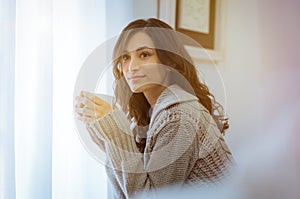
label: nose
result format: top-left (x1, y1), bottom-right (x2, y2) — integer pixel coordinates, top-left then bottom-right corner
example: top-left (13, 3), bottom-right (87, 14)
top-left (128, 56), bottom-right (139, 72)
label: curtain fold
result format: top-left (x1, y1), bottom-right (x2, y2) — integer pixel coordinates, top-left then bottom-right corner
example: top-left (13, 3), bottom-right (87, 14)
top-left (14, 0), bottom-right (53, 198)
top-left (52, 0), bottom-right (107, 198)
top-left (0, 0), bottom-right (16, 198)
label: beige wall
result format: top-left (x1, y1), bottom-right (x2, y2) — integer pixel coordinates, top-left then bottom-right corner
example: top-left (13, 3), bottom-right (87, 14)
top-left (195, 0), bottom-right (300, 161)
top-left (197, 0), bottom-right (263, 157)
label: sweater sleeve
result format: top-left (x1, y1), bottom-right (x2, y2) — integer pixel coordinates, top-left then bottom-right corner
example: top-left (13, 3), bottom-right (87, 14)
top-left (191, 109), bottom-right (234, 183)
top-left (87, 109), bottom-right (199, 198)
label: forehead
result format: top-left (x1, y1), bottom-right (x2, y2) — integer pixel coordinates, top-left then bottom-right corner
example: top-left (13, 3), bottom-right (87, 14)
top-left (125, 31), bottom-right (155, 52)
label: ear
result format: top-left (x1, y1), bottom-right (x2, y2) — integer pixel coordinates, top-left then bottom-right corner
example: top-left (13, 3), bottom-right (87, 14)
top-left (117, 63), bottom-right (122, 72)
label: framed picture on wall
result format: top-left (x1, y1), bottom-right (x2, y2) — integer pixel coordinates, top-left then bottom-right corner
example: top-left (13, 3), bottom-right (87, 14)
top-left (175, 0), bottom-right (215, 49)
top-left (158, 0), bottom-right (225, 62)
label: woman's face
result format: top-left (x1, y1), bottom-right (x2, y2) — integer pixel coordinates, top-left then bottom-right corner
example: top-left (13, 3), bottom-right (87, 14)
top-left (121, 31), bottom-right (168, 93)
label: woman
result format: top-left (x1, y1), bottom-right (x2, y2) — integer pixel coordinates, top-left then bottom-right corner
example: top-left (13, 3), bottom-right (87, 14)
top-left (75, 18), bottom-right (234, 199)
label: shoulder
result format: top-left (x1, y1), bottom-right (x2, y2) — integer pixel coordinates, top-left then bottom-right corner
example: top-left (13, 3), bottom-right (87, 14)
top-left (150, 84), bottom-right (202, 123)
top-left (150, 100), bottom-right (208, 132)
top-left (149, 84), bottom-right (216, 133)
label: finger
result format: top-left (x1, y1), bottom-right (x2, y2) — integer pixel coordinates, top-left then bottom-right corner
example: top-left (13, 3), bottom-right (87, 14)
top-left (82, 91), bottom-right (106, 106)
top-left (82, 96), bottom-right (95, 108)
top-left (74, 101), bottom-right (84, 108)
top-left (79, 91), bottom-right (113, 118)
top-left (76, 114), bottom-right (93, 125)
top-left (75, 110), bottom-right (94, 120)
top-left (95, 104), bottom-right (113, 116)
top-left (75, 107), bottom-right (97, 118)
top-left (77, 95), bottom-right (97, 109)
top-left (74, 96), bottom-right (86, 108)
top-left (75, 96), bottom-right (80, 101)
top-left (74, 112), bottom-right (83, 117)
top-left (83, 108), bottom-right (97, 118)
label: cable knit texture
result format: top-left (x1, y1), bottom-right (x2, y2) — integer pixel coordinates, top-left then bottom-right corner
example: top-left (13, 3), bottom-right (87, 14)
top-left (87, 85), bottom-right (234, 199)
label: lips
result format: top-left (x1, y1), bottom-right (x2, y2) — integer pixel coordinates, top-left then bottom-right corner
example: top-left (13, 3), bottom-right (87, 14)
top-left (128, 75), bottom-right (146, 81)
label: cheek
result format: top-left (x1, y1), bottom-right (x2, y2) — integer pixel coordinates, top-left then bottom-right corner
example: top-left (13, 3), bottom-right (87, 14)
top-left (151, 66), bottom-right (167, 77)
top-left (144, 67), bottom-right (168, 84)
top-left (122, 64), bottom-right (128, 74)
top-left (123, 75), bottom-right (130, 85)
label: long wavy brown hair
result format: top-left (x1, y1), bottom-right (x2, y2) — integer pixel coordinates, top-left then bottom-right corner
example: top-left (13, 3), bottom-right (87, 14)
top-left (112, 18), bottom-right (229, 134)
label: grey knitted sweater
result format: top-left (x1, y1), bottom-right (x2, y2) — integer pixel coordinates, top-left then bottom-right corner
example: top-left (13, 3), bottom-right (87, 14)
top-left (88, 85), bottom-right (234, 199)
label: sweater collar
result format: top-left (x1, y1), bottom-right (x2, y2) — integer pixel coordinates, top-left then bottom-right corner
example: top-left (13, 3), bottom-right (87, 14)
top-left (150, 84), bottom-right (198, 122)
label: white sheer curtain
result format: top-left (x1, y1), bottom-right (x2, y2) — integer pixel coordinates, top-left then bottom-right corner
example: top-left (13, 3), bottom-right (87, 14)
top-left (14, 1), bottom-right (53, 198)
top-left (1, 0), bottom-right (153, 198)
top-left (52, 0), bottom-right (107, 198)
top-left (0, 0), bottom-right (16, 198)
top-left (1, 0), bottom-right (109, 198)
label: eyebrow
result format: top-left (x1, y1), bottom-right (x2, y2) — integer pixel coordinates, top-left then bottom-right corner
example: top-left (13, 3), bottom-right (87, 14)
top-left (123, 46), bottom-right (154, 54)
top-left (136, 46), bottom-right (154, 52)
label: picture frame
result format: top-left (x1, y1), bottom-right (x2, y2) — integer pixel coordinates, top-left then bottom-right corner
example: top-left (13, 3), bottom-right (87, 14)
top-left (158, 0), bottom-right (226, 62)
top-left (175, 0), bottom-right (215, 50)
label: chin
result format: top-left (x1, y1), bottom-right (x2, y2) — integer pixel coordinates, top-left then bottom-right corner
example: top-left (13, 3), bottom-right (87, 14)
top-left (129, 84), bottom-right (149, 93)
top-left (130, 86), bottom-right (144, 93)
top-left (130, 83), bottom-right (163, 93)
top-left (131, 89), bottom-right (143, 93)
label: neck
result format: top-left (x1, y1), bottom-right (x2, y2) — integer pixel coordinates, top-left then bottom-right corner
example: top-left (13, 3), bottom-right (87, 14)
top-left (143, 86), bottom-right (166, 108)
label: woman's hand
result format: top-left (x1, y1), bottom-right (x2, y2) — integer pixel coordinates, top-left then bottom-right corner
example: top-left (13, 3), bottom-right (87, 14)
top-left (74, 91), bottom-right (113, 125)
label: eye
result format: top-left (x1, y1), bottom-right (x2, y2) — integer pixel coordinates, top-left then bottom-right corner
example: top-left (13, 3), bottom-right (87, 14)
top-left (140, 51), bottom-right (151, 58)
top-left (122, 54), bottom-right (130, 62)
